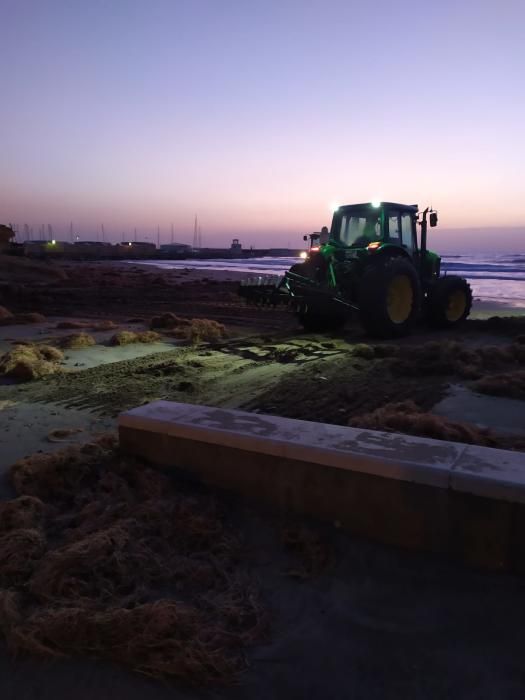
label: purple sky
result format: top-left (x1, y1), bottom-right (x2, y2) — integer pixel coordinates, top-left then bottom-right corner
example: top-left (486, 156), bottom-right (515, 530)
top-left (1, 0), bottom-right (524, 250)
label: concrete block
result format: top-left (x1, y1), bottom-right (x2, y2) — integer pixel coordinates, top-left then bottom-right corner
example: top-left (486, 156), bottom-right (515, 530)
top-left (118, 401), bottom-right (525, 570)
top-left (119, 401), bottom-right (463, 489)
top-left (451, 444), bottom-right (525, 504)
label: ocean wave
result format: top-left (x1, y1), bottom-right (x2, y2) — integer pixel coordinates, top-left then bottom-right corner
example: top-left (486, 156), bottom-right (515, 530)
top-left (441, 260), bottom-right (525, 274)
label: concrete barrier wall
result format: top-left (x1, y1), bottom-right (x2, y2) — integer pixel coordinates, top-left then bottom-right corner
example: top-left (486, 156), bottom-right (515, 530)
top-left (118, 401), bottom-right (525, 571)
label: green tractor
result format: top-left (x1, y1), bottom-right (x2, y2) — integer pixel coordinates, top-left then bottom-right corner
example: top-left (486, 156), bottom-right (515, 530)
top-left (239, 202), bottom-right (472, 337)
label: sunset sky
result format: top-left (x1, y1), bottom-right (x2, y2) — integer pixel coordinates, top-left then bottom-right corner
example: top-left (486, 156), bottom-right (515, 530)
top-left (1, 0), bottom-right (524, 251)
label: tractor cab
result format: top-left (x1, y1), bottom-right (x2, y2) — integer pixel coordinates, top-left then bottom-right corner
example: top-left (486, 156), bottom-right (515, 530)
top-left (329, 202), bottom-right (419, 252)
top-left (303, 231), bottom-right (320, 249)
top-left (303, 226), bottom-right (330, 251)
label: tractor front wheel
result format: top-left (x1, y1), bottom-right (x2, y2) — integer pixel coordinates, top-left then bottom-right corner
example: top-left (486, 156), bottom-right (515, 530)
top-left (298, 303), bottom-right (346, 332)
top-left (358, 257), bottom-right (421, 337)
top-left (289, 262), bottom-right (308, 276)
top-left (428, 276), bottom-right (472, 327)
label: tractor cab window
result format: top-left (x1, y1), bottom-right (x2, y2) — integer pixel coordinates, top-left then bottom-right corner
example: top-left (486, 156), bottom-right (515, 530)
top-left (388, 213), bottom-right (401, 245)
top-left (401, 213), bottom-right (414, 250)
top-left (388, 212), bottom-right (414, 250)
top-left (339, 214), bottom-right (381, 248)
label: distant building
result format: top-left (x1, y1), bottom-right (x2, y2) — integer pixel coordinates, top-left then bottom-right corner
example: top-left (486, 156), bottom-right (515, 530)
top-left (268, 248), bottom-right (293, 256)
top-left (118, 241), bottom-right (156, 250)
top-left (0, 225), bottom-right (15, 250)
top-left (160, 243), bottom-right (192, 254)
top-left (230, 238), bottom-right (242, 252)
top-left (23, 240), bottom-right (71, 257)
top-left (74, 241), bottom-right (112, 247)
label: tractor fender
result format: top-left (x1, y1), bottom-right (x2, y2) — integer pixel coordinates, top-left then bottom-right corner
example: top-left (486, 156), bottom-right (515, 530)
top-left (357, 245), bottom-right (411, 277)
top-left (367, 244), bottom-right (411, 263)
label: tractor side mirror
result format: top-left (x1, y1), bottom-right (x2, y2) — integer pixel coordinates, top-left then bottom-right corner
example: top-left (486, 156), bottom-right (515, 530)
top-left (303, 235), bottom-right (308, 241)
top-left (429, 212), bottom-right (438, 227)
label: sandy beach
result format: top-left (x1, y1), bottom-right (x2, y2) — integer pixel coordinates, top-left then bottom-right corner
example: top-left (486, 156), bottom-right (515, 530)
top-left (1, 255), bottom-right (524, 466)
top-left (1, 254), bottom-right (525, 698)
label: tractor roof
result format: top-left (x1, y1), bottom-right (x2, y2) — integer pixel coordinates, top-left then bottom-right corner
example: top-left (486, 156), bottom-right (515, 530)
top-left (338, 202), bottom-right (418, 213)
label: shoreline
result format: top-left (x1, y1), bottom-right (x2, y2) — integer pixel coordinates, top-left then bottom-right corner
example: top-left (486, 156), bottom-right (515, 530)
top-left (470, 298), bottom-right (525, 317)
top-left (120, 259), bottom-right (525, 313)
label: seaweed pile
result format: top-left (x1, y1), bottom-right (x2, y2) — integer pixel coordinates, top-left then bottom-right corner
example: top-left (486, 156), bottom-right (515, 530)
top-left (0, 344), bottom-right (64, 381)
top-left (390, 339), bottom-right (525, 382)
top-left (349, 399), bottom-right (525, 449)
top-left (109, 330), bottom-right (162, 345)
top-left (58, 332), bottom-right (97, 349)
top-left (0, 309), bottom-right (46, 326)
top-left (471, 370), bottom-right (525, 400)
top-left (150, 313), bottom-right (226, 344)
top-left (0, 436), bottom-right (266, 684)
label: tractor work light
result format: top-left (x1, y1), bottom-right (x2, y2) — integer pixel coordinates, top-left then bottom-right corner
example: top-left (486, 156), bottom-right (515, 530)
top-left (310, 246), bottom-right (320, 252)
top-left (371, 200), bottom-right (381, 208)
top-left (367, 241), bottom-right (381, 250)
top-left (299, 251), bottom-right (308, 259)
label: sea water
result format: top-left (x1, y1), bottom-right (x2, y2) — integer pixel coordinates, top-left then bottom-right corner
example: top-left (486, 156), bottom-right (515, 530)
top-left (135, 253), bottom-right (525, 307)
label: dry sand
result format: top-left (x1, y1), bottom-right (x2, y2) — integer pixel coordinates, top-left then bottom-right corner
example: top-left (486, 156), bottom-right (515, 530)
top-left (1, 257), bottom-right (525, 697)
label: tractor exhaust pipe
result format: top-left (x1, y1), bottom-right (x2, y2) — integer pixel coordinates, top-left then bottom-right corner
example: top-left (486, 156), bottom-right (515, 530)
top-left (420, 207), bottom-right (429, 255)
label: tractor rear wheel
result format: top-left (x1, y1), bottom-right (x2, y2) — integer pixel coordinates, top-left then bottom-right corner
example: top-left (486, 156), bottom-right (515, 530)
top-left (358, 257), bottom-right (421, 337)
top-left (428, 276), bottom-right (472, 327)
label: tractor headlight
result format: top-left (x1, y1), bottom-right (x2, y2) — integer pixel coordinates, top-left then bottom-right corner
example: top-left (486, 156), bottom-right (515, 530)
top-left (299, 251), bottom-right (308, 259)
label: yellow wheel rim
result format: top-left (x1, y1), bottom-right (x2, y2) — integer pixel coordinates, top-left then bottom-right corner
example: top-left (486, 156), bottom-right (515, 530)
top-left (446, 290), bottom-right (467, 322)
top-left (387, 275), bottom-right (413, 324)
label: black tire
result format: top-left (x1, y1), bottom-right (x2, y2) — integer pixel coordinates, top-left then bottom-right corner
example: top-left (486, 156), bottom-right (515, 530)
top-left (289, 254), bottom-right (327, 282)
top-left (289, 262), bottom-right (308, 276)
top-left (428, 276), bottom-right (472, 328)
top-left (298, 303), bottom-right (346, 332)
top-left (358, 257), bottom-right (421, 337)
